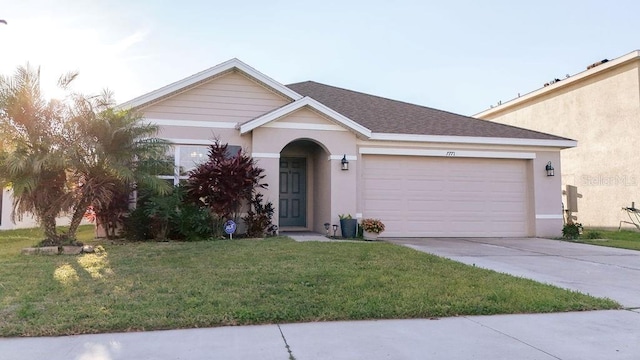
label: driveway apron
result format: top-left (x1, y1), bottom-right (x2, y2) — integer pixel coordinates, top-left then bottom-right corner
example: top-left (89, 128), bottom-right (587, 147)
top-left (385, 237), bottom-right (640, 308)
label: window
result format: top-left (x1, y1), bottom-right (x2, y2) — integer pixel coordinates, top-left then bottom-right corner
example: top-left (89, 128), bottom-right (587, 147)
top-left (161, 144), bottom-right (241, 185)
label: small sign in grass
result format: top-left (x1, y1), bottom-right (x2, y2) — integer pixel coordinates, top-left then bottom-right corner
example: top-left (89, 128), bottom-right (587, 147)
top-left (0, 228), bottom-right (620, 337)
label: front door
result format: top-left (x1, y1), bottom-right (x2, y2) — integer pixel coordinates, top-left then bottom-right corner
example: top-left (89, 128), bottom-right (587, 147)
top-left (279, 158), bottom-right (307, 227)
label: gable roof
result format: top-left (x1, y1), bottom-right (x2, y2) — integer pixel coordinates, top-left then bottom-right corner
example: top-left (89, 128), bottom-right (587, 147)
top-left (287, 81), bottom-right (571, 142)
top-left (239, 96), bottom-right (372, 137)
top-left (118, 58), bottom-right (302, 110)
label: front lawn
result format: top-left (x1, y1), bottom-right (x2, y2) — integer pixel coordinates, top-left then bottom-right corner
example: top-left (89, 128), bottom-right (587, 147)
top-left (0, 227), bottom-right (619, 337)
top-left (577, 229), bottom-right (640, 250)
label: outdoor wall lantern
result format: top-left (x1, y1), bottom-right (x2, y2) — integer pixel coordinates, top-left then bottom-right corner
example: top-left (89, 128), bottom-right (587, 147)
top-left (545, 161), bottom-right (555, 177)
top-left (341, 154), bottom-right (349, 171)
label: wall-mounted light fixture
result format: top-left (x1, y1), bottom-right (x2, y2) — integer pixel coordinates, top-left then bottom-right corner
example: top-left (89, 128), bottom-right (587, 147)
top-left (545, 161), bottom-right (555, 177)
top-left (341, 154), bottom-right (349, 171)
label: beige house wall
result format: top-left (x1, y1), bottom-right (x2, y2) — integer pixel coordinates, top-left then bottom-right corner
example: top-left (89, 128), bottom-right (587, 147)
top-left (142, 71), bottom-right (289, 122)
top-left (478, 58), bottom-right (640, 228)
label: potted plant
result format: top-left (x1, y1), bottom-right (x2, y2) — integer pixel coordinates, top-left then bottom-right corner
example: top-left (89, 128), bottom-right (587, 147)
top-left (339, 214), bottom-right (357, 238)
top-left (360, 218), bottom-right (385, 240)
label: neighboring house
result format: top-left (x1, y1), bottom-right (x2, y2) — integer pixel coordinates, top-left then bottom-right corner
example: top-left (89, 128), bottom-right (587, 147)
top-left (0, 189), bottom-right (81, 231)
top-left (1, 59), bottom-right (575, 237)
top-left (476, 50), bottom-right (640, 229)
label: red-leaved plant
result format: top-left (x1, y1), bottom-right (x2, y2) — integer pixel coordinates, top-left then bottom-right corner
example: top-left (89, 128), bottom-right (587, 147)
top-left (185, 141), bottom-right (268, 234)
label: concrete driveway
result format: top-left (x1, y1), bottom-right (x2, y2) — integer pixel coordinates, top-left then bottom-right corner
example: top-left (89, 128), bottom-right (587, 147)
top-left (385, 237), bottom-right (640, 308)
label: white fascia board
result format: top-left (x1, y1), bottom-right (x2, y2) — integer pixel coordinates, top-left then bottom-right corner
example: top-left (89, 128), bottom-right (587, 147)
top-left (147, 118), bottom-right (237, 129)
top-left (162, 138), bottom-right (216, 145)
top-left (475, 50), bottom-right (640, 117)
top-left (240, 97), bottom-right (372, 137)
top-left (359, 147), bottom-right (536, 159)
top-left (369, 132), bottom-right (577, 148)
top-left (118, 58), bottom-right (303, 110)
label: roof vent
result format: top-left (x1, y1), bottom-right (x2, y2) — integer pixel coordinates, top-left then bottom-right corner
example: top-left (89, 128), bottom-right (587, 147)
top-left (587, 59), bottom-right (609, 70)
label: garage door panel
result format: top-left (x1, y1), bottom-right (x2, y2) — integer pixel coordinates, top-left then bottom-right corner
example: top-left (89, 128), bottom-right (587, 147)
top-left (362, 155), bottom-right (529, 237)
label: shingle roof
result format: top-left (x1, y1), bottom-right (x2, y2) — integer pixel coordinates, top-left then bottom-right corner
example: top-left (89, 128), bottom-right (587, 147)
top-left (286, 81), bottom-right (569, 140)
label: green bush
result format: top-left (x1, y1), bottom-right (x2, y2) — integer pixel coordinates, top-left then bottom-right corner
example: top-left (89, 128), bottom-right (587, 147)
top-left (122, 206), bottom-right (153, 241)
top-left (562, 223), bottom-right (583, 240)
top-left (170, 203), bottom-right (215, 241)
top-left (123, 185), bottom-right (215, 241)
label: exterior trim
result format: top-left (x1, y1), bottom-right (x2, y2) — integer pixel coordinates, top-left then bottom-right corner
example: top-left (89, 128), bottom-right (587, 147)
top-left (535, 214), bottom-right (564, 219)
top-left (163, 138), bottom-right (215, 145)
top-left (262, 122), bottom-right (347, 132)
top-left (369, 133), bottom-right (576, 148)
top-left (146, 118), bottom-right (237, 129)
top-left (359, 147), bottom-right (536, 159)
top-left (118, 58), bottom-right (303, 109)
top-left (328, 155), bottom-right (358, 161)
top-left (239, 97), bottom-right (372, 137)
top-left (475, 50), bottom-right (640, 118)
top-left (252, 153), bottom-right (280, 159)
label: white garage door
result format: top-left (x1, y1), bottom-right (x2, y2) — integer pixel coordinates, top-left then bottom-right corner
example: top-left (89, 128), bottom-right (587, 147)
top-left (362, 155), bottom-right (530, 237)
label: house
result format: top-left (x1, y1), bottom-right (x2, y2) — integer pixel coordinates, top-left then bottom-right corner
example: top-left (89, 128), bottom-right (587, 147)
top-left (1, 59), bottom-right (575, 237)
top-left (475, 50), bottom-right (640, 229)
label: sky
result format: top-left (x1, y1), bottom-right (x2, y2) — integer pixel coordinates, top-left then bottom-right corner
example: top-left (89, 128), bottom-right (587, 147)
top-left (1, 0), bottom-right (638, 116)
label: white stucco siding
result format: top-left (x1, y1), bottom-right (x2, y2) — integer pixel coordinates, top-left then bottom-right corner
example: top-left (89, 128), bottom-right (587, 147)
top-left (479, 59), bottom-right (640, 228)
top-left (142, 71), bottom-right (290, 123)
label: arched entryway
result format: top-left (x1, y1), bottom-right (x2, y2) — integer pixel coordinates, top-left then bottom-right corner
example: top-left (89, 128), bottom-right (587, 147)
top-left (279, 139), bottom-right (331, 233)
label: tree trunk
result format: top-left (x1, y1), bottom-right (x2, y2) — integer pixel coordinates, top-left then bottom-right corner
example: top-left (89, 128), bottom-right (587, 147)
top-left (41, 215), bottom-right (59, 243)
top-left (67, 198), bottom-right (91, 241)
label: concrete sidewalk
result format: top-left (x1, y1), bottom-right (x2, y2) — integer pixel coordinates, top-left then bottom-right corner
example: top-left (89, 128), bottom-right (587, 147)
top-left (1, 310), bottom-right (639, 359)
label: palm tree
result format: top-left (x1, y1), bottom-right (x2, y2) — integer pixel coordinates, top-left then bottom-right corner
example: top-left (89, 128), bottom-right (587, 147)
top-left (63, 91), bottom-right (171, 240)
top-left (0, 65), bottom-right (72, 242)
top-left (1, 65), bottom-right (171, 243)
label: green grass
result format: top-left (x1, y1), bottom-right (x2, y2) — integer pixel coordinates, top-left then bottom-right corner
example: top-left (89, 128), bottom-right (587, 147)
top-left (0, 227), bottom-right (619, 337)
top-left (578, 229), bottom-right (640, 250)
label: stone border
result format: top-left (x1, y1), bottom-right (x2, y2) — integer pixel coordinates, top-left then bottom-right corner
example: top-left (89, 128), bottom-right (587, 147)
top-left (21, 245), bottom-right (95, 255)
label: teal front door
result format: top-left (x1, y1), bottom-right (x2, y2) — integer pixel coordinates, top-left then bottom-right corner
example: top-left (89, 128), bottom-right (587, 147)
top-left (279, 158), bottom-right (307, 227)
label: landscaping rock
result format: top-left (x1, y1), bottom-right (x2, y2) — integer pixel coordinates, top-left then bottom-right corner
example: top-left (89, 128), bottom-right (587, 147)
top-left (82, 245), bottom-right (95, 253)
top-left (38, 246), bottom-right (60, 255)
top-left (62, 246), bottom-right (83, 255)
top-left (21, 247), bottom-right (38, 255)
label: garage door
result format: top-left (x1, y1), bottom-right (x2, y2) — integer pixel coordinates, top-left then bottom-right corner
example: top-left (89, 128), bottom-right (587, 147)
top-left (362, 155), bottom-right (530, 237)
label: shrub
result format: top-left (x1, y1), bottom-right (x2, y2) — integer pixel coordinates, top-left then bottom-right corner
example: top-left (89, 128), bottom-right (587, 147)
top-left (242, 193), bottom-right (275, 238)
top-left (123, 185), bottom-right (215, 241)
top-left (562, 223), bottom-right (583, 240)
top-left (170, 203), bottom-right (215, 241)
top-left (122, 206), bottom-right (153, 241)
top-left (185, 141), bottom-right (267, 223)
